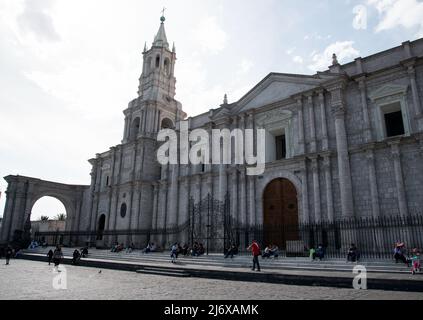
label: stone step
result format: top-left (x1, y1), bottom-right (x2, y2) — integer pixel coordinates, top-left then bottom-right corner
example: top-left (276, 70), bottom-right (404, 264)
top-left (136, 267), bottom-right (190, 278)
top-left (23, 248), bottom-right (412, 273)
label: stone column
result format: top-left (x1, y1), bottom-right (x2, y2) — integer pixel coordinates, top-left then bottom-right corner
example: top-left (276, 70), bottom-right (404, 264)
top-left (297, 97), bottom-right (305, 154)
top-left (87, 156), bottom-right (99, 233)
top-left (239, 167), bottom-right (247, 227)
top-left (246, 113), bottom-right (256, 226)
top-left (406, 64), bottom-right (423, 131)
top-left (218, 162), bottom-right (227, 202)
top-left (178, 178), bottom-right (190, 244)
top-left (318, 90), bottom-right (329, 151)
top-left (1, 189), bottom-right (15, 242)
top-left (151, 182), bottom-right (159, 230)
top-left (167, 164), bottom-right (180, 228)
top-left (126, 183), bottom-right (135, 245)
top-left (123, 115), bottom-right (130, 143)
top-left (230, 167), bottom-right (238, 224)
top-left (300, 161), bottom-right (310, 223)
top-left (366, 148), bottom-right (381, 219)
top-left (310, 156), bottom-right (321, 222)
top-left (308, 94), bottom-right (317, 153)
top-left (323, 155), bottom-right (334, 222)
top-left (328, 82), bottom-right (354, 218)
top-left (389, 141), bottom-right (408, 217)
top-left (357, 77), bottom-right (372, 142)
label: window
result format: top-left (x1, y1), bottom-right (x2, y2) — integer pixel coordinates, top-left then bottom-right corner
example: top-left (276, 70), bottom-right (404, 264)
top-left (120, 203), bottom-right (127, 218)
top-left (369, 84), bottom-right (410, 141)
top-left (161, 118), bottom-right (174, 129)
top-left (155, 55), bottom-right (160, 68)
top-left (129, 117), bottom-right (140, 141)
top-left (384, 111), bottom-right (405, 137)
top-left (275, 135), bottom-right (287, 160)
top-left (164, 58), bottom-right (170, 75)
top-left (105, 176), bottom-right (110, 187)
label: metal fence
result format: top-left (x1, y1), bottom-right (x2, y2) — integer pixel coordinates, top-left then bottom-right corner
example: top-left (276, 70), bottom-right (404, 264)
top-left (31, 189), bottom-right (423, 260)
top-left (230, 215), bottom-right (423, 259)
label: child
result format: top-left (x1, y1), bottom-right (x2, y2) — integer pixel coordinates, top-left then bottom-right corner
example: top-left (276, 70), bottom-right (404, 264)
top-left (411, 249), bottom-right (421, 275)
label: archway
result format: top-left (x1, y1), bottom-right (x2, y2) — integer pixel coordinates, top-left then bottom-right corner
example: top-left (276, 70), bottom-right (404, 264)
top-left (1, 175), bottom-right (87, 246)
top-left (161, 118), bottom-right (174, 129)
top-left (96, 214), bottom-right (106, 240)
top-left (263, 178), bottom-right (299, 250)
top-left (129, 117), bottom-right (140, 141)
top-left (30, 196), bottom-right (68, 246)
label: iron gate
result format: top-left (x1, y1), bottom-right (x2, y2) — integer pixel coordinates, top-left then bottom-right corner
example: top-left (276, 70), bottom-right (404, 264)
top-left (188, 193), bottom-right (233, 254)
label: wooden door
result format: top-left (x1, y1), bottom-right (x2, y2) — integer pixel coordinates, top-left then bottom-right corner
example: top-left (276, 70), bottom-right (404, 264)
top-left (263, 178), bottom-right (299, 249)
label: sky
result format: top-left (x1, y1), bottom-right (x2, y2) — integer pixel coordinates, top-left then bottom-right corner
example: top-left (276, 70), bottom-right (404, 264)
top-left (0, 0), bottom-right (422, 220)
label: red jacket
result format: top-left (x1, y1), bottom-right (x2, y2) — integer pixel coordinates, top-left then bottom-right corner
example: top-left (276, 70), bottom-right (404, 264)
top-left (250, 242), bottom-right (260, 256)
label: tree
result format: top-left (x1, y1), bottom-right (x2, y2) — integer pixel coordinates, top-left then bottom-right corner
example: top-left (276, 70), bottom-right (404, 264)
top-left (56, 213), bottom-right (66, 221)
top-left (40, 216), bottom-right (49, 222)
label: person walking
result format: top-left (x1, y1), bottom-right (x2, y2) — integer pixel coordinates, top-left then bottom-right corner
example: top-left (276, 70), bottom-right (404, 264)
top-left (47, 249), bottom-right (54, 265)
top-left (247, 240), bottom-right (261, 272)
top-left (170, 243), bottom-right (178, 264)
top-left (53, 245), bottom-right (63, 271)
top-left (5, 245), bottom-right (13, 265)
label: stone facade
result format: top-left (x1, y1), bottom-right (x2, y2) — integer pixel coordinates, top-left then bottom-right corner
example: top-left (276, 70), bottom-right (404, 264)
top-left (1, 18), bottom-right (423, 250)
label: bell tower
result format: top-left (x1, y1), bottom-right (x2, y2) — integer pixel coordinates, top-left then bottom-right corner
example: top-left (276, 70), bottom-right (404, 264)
top-left (122, 13), bottom-right (186, 144)
top-left (138, 14), bottom-right (177, 102)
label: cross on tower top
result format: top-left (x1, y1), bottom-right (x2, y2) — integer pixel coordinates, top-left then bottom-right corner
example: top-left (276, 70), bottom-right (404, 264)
top-left (160, 7), bottom-right (167, 22)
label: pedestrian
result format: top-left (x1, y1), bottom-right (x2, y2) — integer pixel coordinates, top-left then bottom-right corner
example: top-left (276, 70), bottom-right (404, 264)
top-left (5, 245), bottom-right (13, 265)
top-left (247, 240), bottom-right (261, 272)
top-left (394, 242), bottom-right (410, 267)
top-left (47, 249), bottom-right (54, 265)
top-left (309, 246), bottom-right (316, 261)
top-left (53, 245), bottom-right (63, 271)
top-left (347, 244), bottom-right (360, 262)
top-left (170, 243), bottom-right (178, 264)
top-left (411, 249), bottom-right (421, 275)
top-left (72, 249), bottom-right (81, 265)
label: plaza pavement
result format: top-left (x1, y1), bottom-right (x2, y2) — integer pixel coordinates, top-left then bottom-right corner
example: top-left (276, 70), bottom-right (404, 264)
top-left (1, 259), bottom-right (423, 300)
top-left (14, 247), bottom-right (423, 293)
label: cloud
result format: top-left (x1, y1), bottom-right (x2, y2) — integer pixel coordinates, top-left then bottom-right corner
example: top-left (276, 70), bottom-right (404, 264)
top-left (293, 56), bottom-right (304, 64)
top-left (17, 0), bottom-right (61, 42)
top-left (308, 41), bottom-right (359, 71)
top-left (193, 16), bottom-right (228, 54)
top-left (367, 0), bottom-right (423, 37)
top-left (239, 58), bottom-right (254, 74)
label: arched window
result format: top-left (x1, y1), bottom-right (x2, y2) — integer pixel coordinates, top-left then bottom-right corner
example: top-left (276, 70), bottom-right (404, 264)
top-left (155, 55), bottom-right (160, 68)
top-left (146, 57), bottom-right (152, 73)
top-left (164, 58), bottom-right (170, 75)
top-left (161, 118), bottom-right (174, 129)
top-left (120, 203), bottom-right (127, 218)
top-left (129, 117), bottom-right (140, 141)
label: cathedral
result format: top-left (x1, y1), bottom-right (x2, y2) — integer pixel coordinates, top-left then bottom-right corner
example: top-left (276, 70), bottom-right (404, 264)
top-left (1, 16), bottom-right (423, 253)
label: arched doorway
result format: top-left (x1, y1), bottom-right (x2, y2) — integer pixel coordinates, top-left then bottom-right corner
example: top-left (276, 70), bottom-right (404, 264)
top-left (96, 214), bottom-right (106, 240)
top-left (263, 178), bottom-right (299, 249)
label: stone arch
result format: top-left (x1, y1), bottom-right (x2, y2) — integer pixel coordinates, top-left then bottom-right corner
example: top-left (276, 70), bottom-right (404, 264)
top-left (255, 169), bottom-right (303, 225)
top-left (96, 214), bottom-right (106, 240)
top-left (161, 117), bottom-right (174, 129)
top-left (129, 117), bottom-right (141, 141)
top-left (0, 175), bottom-right (88, 245)
top-left (164, 58), bottom-right (170, 75)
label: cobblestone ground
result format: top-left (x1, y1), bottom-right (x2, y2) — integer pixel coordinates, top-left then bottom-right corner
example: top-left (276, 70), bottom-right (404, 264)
top-left (0, 259), bottom-right (422, 300)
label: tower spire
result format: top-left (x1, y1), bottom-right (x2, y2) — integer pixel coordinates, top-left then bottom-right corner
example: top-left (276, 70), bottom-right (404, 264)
top-left (153, 11), bottom-right (169, 48)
